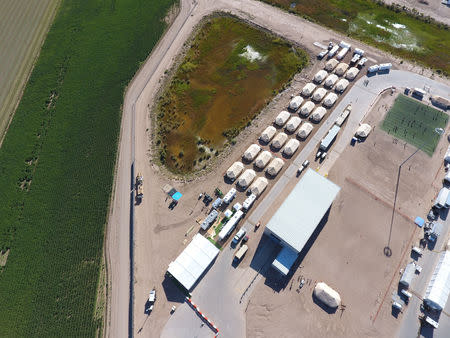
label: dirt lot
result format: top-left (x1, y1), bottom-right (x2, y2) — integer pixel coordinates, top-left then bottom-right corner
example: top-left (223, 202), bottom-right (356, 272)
top-left (245, 91), bottom-right (449, 337)
top-left (382, 0), bottom-right (450, 26)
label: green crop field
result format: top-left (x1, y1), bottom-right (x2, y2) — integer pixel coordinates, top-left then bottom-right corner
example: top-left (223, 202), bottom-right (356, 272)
top-left (0, 0), bottom-right (176, 336)
top-left (261, 0), bottom-right (450, 75)
top-left (381, 94), bottom-right (448, 155)
top-left (156, 16), bottom-right (308, 174)
top-left (0, 0), bottom-right (60, 141)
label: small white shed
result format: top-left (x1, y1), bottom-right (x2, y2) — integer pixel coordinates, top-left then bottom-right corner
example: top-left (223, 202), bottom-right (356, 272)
top-left (314, 282), bottom-right (341, 308)
top-left (312, 88), bottom-right (327, 102)
top-left (237, 169), bottom-right (256, 189)
top-left (275, 111), bottom-right (291, 127)
top-left (323, 92), bottom-right (338, 107)
top-left (355, 124), bottom-right (372, 138)
top-left (254, 150), bottom-right (273, 169)
top-left (335, 63), bottom-right (349, 76)
top-left (283, 139), bottom-right (300, 156)
top-left (345, 67), bottom-right (360, 80)
top-left (226, 161), bottom-right (244, 181)
top-left (311, 107), bottom-right (327, 122)
top-left (335, 79), bottom-right (349, 93)
top-left (325, 58), bottom-right (339, 71)
top-left (260, 126), bottom-right (277, 143)
top-left (249, 177), bottom-right (269, 196)
top-left (299, 101), bottom-right (315, 117)
top-left (301, 83), bottom-right (317, 97)
top-left (289, 96), bottom-right (304, 111)
top-left (243, 144), bottom-right (261, 161)
top-left (266, 158), bottom-right (284, 176)
top-left (298, 122), bottom-right (313, 139)
top-left (324, 74), bottom-right (339, 88)
top-left (314, 70), bottom-right (328, 83)
top-left (271, 132), bottom-right (288, 149)
top-left (285, 116), bottom-right (302, 133)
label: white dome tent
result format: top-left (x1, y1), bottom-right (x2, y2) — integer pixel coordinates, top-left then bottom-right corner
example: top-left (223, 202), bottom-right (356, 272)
top-left (266, 158), bottom-right (284, 177)
top-left (249, 177), bottom-right (268, 196)
top-left (243, 144), bottom-right (261, 161)
top-left (298, 122), bottom-right (313, 139)
top-left (260, 126), bottom-right (276, 143)
top-left (312, 87), bottom-right (327, 102)
top-left (335, 79), bottom-right (349, 93)
top-left (345, 67), bottom-right (360, 80)
top-left (301, 83), bottom-right (316, 97)
top-left (323, 92), bottom-right (338, 107)
top-left (283, 139), bottom-right (300, 156)
top-left (271, 132), bottom-right (288, 150)
top-left (325, 58), bottom-right (339, 71)
top-left (254, 150), bottom-right (273, 169)
top-left (299, 101), bottom-right (315, 117)
top-left (275, 111), bottom-right (290, 127)
top-left (237, 169), bottom-right (256, 189)
top-left (324, 74), bottom-right (338, 88)
top-left (226, 161), bottom-right (244, 181)
top-left (285, 116), bottom-right (301, 133)
top-left (355, 124), bottom-right (372, 138)
top-left (311, 107), bottom-right (327, 122)
top-left (314, 70), bottom-right (328, 83)
top-left (335, 62), bottom-right (349, 76)
top-left (314, 282), bottom-right (341, 308)
top-left (289, 96), bottom-right (303, 111)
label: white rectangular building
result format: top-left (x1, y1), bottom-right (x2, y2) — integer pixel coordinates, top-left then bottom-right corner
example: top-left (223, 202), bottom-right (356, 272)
top-left (424, 250), bottom-right (450, 311)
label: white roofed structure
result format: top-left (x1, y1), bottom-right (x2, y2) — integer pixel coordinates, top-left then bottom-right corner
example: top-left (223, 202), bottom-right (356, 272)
top-left (298, 122), bottom-right (313, 139)
top-left (299, 101), bottom-right (315, 117)
top-left (289, 96), bottom-right (304, 111)
top-left (424, 250), bottom-right (450, 311)
top-left (355, 124), bottom-right (372, 138)
top-left (335, 62), bottom-right (349, 76)
top-left (167, 234), bottom-right (220, 290)
top-left (226, 161), bottom-right (244, 181)
top-left (312, 87), bottom-right (327, 102)
top-left (301, 83), bottom-right (316, 97)
top-left (335, 79), bottom-right (349, 93)
top-left (266, 158), bottom-right (284, 177)
top-left (249, 177), bottom-right (268, 196)
top-left (325, 58), bottom-right (339, 71)
top-left (324, 74), bottom-right (339, 88)
top-left (237, 169), bottom-right (256, 189)
top-left (271, 132), bottom-right (288, 149)
top-left (314, 70), bottom-right (328, 83)
top-left (345, 67), bottom-right (360, 80)
top-left (283, 139), bottom-right (300, 156)
top-left (243, 144), bottom-right (261, 161)
top-left (275, 111), bottom-right (290, 127)
top-left (311, 107), bottom-right (327, 122)
top-left (323, 92), bottom-right (338, 107)
top-left (286, 116), bottom-right (301, 133)
top-left (260, 126), bottom-right (276, 143)
top-left (314, 282), bottom-right (341, 308)
top-left (255, 150), bottom-right (273, 169)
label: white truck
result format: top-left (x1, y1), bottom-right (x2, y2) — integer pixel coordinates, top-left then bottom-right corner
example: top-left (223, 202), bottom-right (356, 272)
top-left (223, 188), bottom-right (237, 204)
top-left (243, 194), bottom-right (257, 211)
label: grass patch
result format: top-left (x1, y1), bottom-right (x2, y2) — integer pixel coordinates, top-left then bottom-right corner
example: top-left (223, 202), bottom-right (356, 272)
top-left (0, 0), bottom-right (176, 336)
top-left (156, 15), bottom-right (308, 173)
top-left (261, 0), bottom-right (450, 75)
top-left (381, 94), bottom-right (448, 155)
top-left (207, 237), bottom-right (223, 250)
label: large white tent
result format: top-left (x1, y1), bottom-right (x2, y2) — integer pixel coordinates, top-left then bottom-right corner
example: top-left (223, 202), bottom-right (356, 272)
top-left (285, 116), bottom-right (301, 133)
top-left (323, 92), bottom-right (338, 107)
top-left (266, 158), bottom-right (284, 176)
top-left (345, 67), bottom-right (360, 80)
top-left (255, 150), bottom-right (273, 169)
top-left (311, 107), bottom-right (327, 122)
top-left (226, 161), bottom-right (244, 181)
top-left (424, 250), bottom-right (450, 311)
top-left (167, 234), bottom-right (220, 290)
top-left (312, 87), bottom-right (327, 102)
top-left (283, 139), bottom-right (300, 156)
top-left (301, 83), bottom-right (316, 97)
top-left (237, 169), bottom-right (256, 189)
top-left (355, 124), bottom-right (372, 138)
top-left (299, 101), bottom-right (315, 117)
top-left (314, 282), bottom-right (341, 308)
top-left (271, 132), bottom-right (288, 149)
top-left (275, 111), bottom-right (291, 127)
top-left (325, 58), bottom-right (339, 71)
top-left (289, 96), bottom-right (304, 111)
top-left (324, 74), bottom-right (338, 88)
top-left (260, 126), bottom-right (276, 143)
top-left (298, 122), bottom-right (313, 139)
top-left (249, 177), bottom-right (268, 196)
top-left (335, 62), bottom-right (349, 76)
top-left (243, 144), bottom-right (261, 161)
top-left (335, 79), bottom-right (349, 93)
top-left (314, 70), bottom-right (328, 83)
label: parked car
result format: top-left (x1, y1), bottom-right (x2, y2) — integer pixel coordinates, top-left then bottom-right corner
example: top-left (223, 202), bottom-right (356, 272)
top-left (302, 160), bottom-right (310, 168)
top-left (297, 166), bottom-right (304, 177)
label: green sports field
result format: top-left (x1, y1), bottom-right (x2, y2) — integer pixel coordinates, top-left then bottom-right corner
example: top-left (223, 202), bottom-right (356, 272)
top-left (381, 94), bottom-right (448, 156)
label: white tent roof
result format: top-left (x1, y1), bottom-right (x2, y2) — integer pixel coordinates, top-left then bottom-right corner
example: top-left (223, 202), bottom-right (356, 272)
top-left (299, 101), bottom-right (315, 117)
top-left (325, 58), bottom-right (339, 71)
top-left (167, 234), bottom-right (220, 290)
top-left (243, 144), bottom-right (261, 161)
top-left (249, 176), bottom-right (269, 196)
top-left (237, 169), bottom-right (256, 188)
top-left (283, 139), bottom-right (300, 156)
top-left (260, 126), bottom-right (277, 143)
top-left (355, 123), bottom-right (372, 138)
top-left (314, 70), bottom-right (328, 83)
top-left (286, 116), bottom-right (301, 133)
top-left (324, 74), bottom-right (338, 88)
top-left (425, 250), bottom-right (450, 311)
top-left (226, 161), bottom-right (244, 180)
top-left (311, 107), bottom-right (327, 122)
top-left (335, 79), bottom-right (349, 92)
top-left (345, 67), bottom-right (360, 80)
top-left (271, 132), bottom-right (288, 149)
top-left (335, 62), bottom-right (349, 76)
top-left (275, 111), bottom-right (291, 126)
top-left (266, 158), bottom-right (284, 176)
top-left (301, 83), bottom-right (316, 97)
top-left (312, 87), bottom-right (327, 102)
top-left (289, 96), bottom-right (304, 110)
top-left (255, 150), bottom-right (273, 168)
top-left (323, 92), bottom-right (338, 107)
top-left (298, 122), bottom-right (313, 139)
top-left (314, 282), bottom-right (341, 308)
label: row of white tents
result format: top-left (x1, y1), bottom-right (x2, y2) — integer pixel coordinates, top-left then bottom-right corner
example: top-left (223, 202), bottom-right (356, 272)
top-left (226, 157), bottom-right (285, 188)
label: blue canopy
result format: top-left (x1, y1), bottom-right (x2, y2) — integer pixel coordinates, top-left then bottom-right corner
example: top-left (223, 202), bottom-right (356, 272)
top-left (172, 192), bottom-right (183, 201)
top-left (414, 216), bottom-right (425, 228)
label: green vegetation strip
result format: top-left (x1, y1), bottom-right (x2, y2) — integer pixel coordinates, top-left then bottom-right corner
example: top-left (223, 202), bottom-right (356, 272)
top-left (381, 94), bottom-right (448, 155)
top-left (0, 0), bottom-right (176, 336)
top-left (156, 16), bottom-right (308, 173)
top-left (262, 0), bottom-right (450, 75)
